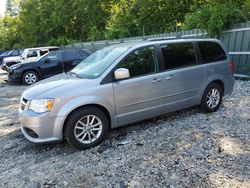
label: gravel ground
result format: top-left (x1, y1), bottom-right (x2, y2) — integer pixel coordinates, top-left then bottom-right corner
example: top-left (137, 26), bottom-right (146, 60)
top-left (0, 70), bottom-right (249, 188)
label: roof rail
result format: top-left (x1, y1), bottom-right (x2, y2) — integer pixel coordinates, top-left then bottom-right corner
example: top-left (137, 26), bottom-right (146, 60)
top-left (146, 37), bottom-right (177, 41)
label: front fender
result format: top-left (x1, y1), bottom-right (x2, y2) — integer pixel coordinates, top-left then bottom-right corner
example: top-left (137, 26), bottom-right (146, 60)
top-left (54, 95), bottom-right (117, 127)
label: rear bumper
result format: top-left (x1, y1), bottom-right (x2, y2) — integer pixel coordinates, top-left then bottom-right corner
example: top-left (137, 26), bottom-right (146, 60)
top-left (224, 75), bottom-right (235, 95)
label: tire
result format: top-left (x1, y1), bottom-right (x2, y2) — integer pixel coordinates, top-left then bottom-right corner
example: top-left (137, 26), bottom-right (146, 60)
top-left (201, 83), bottom-right (223, 113)
top-left (22, 71), bottom-right (39, 85)
top-left (65, 107), bottom-right (109, 150)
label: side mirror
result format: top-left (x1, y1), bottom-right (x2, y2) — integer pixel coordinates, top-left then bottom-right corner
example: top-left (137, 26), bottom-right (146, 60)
top-left (114, 68), bottom-right (130, 80)
top-left (44, 58), bottom-right (50, 63)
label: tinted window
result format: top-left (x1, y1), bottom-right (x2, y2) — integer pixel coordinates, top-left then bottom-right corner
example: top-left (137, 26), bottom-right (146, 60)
top-left (62, 51), bottom-right (78, 61)
top-left (117, 46), bottom-right (156, 78)
top-left (48, 48), bottom-right (59, 52)
top-left (40, 50), bottom-right (48, 56)
top-left (198, 42), bottom-right (227, 63)
top-left (161, 43), bottom-right (196, 70)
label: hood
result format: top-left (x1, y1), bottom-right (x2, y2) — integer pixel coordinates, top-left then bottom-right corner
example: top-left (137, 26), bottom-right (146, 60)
top-left (20, 58), bottom-right (37, 64)
top-left (3, 56), bottom-right (20, 62)
top-left (22, 73), bottom-right (97, 100)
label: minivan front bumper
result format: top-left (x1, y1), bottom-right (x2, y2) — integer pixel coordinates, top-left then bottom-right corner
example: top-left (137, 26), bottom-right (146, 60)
top-left (19, 110), bottom-right (64, 143)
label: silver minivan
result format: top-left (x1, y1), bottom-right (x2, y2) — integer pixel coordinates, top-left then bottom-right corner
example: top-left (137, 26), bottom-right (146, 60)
top-left (19, 39), bottom-right (234, 149)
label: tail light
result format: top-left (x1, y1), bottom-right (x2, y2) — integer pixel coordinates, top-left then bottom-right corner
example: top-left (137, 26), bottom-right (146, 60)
top-left (229, 61), bottom-right (235, 74)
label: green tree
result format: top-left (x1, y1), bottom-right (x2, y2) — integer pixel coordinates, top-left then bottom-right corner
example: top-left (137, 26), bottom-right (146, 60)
top-left (184, 1), bottom-right (246, 36)
top-left (105, 0), bottom-right (194, 39)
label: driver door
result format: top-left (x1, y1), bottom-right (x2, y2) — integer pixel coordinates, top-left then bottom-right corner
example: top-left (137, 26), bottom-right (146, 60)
top-left (40, 51), bottom-right (63, 78)
top-left (112, 46), bottom-right (165, 126)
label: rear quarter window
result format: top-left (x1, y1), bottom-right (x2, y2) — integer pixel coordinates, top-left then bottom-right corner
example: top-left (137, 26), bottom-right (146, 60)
top-left (198, 42), bottom-right (227, 63)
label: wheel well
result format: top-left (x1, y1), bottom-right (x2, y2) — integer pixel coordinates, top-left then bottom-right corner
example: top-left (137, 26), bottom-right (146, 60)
top-left (22, 69), bottom-right (40, 79)
top-left (62, 104), bottom-right (111, 138)
top-left (211, 80), bottom-right (224, 95)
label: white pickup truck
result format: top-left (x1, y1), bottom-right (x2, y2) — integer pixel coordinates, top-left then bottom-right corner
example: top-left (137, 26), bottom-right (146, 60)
top-left (2, 46), bottom-right (59, 71)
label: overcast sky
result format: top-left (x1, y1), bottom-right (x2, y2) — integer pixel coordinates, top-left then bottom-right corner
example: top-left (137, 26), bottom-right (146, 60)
top-left (0, 0), bottom-right (7, 16)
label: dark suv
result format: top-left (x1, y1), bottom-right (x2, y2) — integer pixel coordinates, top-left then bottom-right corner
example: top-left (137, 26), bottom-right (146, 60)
top-left (8, 49), bottom-right (90, 85)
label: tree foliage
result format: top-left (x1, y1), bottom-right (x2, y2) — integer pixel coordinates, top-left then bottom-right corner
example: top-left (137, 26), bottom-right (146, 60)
top-left (0, 0), bottom-right (249, 49)
top-left (184, 0), bottom-right (246, 36)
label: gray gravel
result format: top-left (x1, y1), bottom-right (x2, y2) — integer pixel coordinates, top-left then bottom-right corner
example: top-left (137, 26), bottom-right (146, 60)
top-left (0, 70), bottom-right (249, 188)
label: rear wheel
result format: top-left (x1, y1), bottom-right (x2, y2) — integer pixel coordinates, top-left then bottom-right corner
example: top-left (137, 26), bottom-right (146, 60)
top-left (65, 107), bottom-right (109, 150)
top-left (22, 71), bottom-right (39, 85)
top-left (201, 83), bottom-right (223, 113)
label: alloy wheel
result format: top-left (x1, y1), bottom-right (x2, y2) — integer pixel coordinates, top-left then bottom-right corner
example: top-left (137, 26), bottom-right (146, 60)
top-left (206, 88), bottom-right (220, 109)
top-left (74, 115), bottom-right (103, 144)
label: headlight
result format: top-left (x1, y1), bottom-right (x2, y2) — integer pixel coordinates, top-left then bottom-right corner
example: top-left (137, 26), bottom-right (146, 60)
top-left (29, 99), bottom-right (55, 113)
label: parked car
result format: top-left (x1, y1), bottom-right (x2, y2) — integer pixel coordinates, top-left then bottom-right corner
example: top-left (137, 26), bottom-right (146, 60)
top-left (2, 46), bottom-right (60, 71)
top-left (0, 49), bottom-right (23, 64)
top-left (0, 50), bottom-right (8, 55)
top-left (19, 39), bottom-right (234, 150)
top-left (8, 49), bottom-right (90, 85)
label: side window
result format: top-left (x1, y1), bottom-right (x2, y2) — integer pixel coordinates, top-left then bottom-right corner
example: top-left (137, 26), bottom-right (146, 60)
top-left (117, 46), bottom-right (156, 78)
top-left (161, 43), bottom-right (196, 70)
top-left (11, 50), bottom-right (19, 56)
top-left (198, 42), bottom-right (227, 63)
top-left (62, 51), bottom-right (77, 61)
top-left (48, 48), bottom-right (59, 52)
top-left (27, 50), bottom-right (38, 58)
top-left (39, 50), bottom-right (48, 56)
top-left (45, 52), bottom-right (60, 61)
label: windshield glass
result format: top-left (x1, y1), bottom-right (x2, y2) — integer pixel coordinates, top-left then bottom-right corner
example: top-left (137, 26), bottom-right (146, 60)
top-left (70, 45), bottom-right (130, 78)
top-left (1, 51), bottom-right (11, 56)
top-left (21, 49), bottom-right (28, 59)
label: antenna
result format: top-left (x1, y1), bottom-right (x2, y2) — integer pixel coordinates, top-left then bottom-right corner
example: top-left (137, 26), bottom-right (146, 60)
top-left (59, 50), bottom-right (65, 74)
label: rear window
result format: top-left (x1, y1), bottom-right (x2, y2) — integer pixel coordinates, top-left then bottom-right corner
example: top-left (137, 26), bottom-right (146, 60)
top-left (161, 42), bottom-right (197, 70)
top-left (198, 42), bottom-right (227, 63)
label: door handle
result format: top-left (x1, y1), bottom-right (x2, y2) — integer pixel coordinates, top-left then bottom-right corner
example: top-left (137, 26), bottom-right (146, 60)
top-left (151, 78), bottom-right (162, 83)
top-left (166, 75), bottom-right (175, 80)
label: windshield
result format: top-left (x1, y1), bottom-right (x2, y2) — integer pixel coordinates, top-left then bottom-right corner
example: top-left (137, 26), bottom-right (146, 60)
top-left (1, 51), bottom-right (11, 56)
top-left (71, 45), bottom-right (130, 78)
top-left (21, 49), bottom-right (28, 59)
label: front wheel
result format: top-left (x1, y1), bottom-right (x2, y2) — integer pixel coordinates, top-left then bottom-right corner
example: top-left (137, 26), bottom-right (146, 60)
top-left (22, 71), bottom-right (39, 85)
top-left (201, 83), bottom-right (223, 113)
top-left (65, 107), bottom-right (109, 150)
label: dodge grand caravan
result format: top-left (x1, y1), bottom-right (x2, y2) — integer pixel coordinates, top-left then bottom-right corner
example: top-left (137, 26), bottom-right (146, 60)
top-left (19, 39), bottom-right (234, 150)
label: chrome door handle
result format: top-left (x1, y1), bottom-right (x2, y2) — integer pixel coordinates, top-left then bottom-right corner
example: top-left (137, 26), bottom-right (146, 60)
top-left (166, 75), bottom-right (175, 80)
top-left (151, 78), bottom-right (162, 83)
